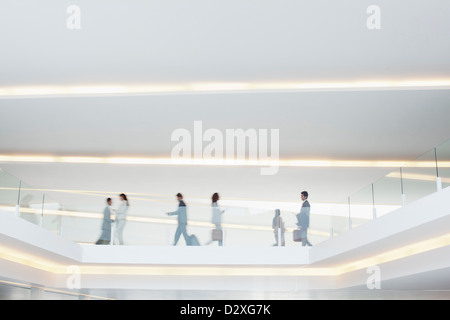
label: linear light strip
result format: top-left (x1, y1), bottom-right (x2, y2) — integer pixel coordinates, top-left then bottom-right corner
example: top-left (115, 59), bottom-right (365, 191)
top-left (336, 233), bottom-right (450, 274)
top-left (1, 233), bottom-right (450, 277)
top-left (1, 80), bottom-right (450, 98)
top-left (0, 186), bottom-right (171, 202)
top-left (387, 172), bottom-right (450, 183)
top-left (1, 155), bottom-right (450, 168)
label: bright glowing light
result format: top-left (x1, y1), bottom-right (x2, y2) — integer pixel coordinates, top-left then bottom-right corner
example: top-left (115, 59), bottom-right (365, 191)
top-left (335, 233), bottom-right (450, 274)
top-left (1, 154), bottom-right (450, 168)
top-left (1, 79), bottom-right (450, 98)
top-left (387, 171), bottom-right (450, 183)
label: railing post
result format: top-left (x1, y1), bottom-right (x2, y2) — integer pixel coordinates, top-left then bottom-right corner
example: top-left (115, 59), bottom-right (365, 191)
top-left (40, 194), bottom-right (45, 227)
top-left (400, 168), bottom-right (406, 206)
top-left (348, 197), bottom-right (352, 230)
top-left (371, 183), bottom-right (377, 220)
top-left (435, 147), bottom-right (442, 191)
top-left (15, 180), bottom-right (21, 217)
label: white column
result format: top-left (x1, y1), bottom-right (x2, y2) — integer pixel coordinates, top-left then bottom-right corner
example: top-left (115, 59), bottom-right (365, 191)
top-left (15, 180), bottom-right (22, 217)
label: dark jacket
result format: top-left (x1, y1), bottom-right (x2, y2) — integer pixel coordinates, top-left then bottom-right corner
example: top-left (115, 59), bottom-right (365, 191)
top-left (169, 200), bottom-right (187, 225)
top-left (101, 206), bottom-right (112, 231)
top-left (296, 200), bottom-right (310, 229)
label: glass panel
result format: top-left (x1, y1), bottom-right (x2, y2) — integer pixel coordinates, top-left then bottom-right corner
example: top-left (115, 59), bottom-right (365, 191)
top-left (145, 202), bottom-right (282, 247)
top-left (0, 168), bottom-right (20, 216)
top-left (402, 149), bottom-right (438, 205)
top-left (349, 184), bottom-right (374, 229)
top-left (277, 206), bottom-right (330, 247)
top-left (18, 181), bottom-right (45, 226)
top-left (330, 198), bottom-right (350, 238)
top-left (52, 191), bottom-right (111, 245)
top-left (372, 169), bottom-right (403, 218)
top-left (303, 208), bottom-right (330, 246)
top-left (39, 190), bottom-right (281, 247)
top-left (5, 139), bottom-right (448, 245)
top-left (436, 140), bottom-right (450, 190)
top-left (41, 193), bottom-right (63, 236)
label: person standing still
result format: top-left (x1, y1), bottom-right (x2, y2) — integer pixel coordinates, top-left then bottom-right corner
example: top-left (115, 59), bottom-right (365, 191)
top-left (296, 191), bottom-right (312, 247)
top-left (167, 193), bottom-right (189, 246)
top-left (272, 210), bottom-right (285, 246)
top-left (114, 193), bottom-right (129, 245)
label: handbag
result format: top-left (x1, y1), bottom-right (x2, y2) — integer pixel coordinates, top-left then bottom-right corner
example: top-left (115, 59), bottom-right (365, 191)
top-left (293, 229), bottom-right (303, 242)
top-left (212, 229), bottom-right (223, 241)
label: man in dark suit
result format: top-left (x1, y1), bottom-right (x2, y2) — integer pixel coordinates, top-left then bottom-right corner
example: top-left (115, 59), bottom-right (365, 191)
top-left (167, 193), bottom-right (189, 245)
top-left (296, 191), bottom-right (312, 246)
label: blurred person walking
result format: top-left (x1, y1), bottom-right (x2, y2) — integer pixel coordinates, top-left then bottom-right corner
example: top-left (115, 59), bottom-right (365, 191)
top-left (114, 193), bottom-right (129, 245)
top-left (272, 209), bottom-right (285, 246)
top-left (167, 193), bottom-right (189, 245)
top-left (207, 193), bottom-right (225, 246)
top-left (96, 197), bottom-right (114, 245)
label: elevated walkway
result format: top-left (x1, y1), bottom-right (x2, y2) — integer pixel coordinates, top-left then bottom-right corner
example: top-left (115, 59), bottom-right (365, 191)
top-left (1, 187), bottom-right (449, 292)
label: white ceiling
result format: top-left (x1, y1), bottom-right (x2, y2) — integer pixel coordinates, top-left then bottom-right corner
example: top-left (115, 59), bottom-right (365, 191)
top-left (1, 90), bottom-right (450, 159)
top-left (0, 1), bottom-right (450, 206)
top-left (1, 89), bottom-right (449, 205)
top-left (0, 1), bottom-right (450, 86)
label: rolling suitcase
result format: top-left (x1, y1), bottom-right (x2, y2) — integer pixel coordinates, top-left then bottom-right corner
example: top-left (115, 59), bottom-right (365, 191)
top-left (187, 234), bottom-right (201, 246)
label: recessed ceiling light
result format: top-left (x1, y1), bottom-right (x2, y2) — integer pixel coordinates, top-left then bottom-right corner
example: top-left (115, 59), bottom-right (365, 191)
top-left (1, 155), bottom-right (449, 168)
top-left (1, 79), bottom-right (450, 98)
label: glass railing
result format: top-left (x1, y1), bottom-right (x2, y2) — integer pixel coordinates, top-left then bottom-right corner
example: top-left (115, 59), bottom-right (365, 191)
top-left (331, 139), bottom-right (450, 236)
top-left (29, 188), bottom-right (332, 247)
top-left (0, 139), bottom-right (449, 247)
top-left (0, 171), bottom-right (332, 246)
top-left (0, 169), bottom-right (62, 235)
top-left (437, 139), bottom-right (450, 190)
